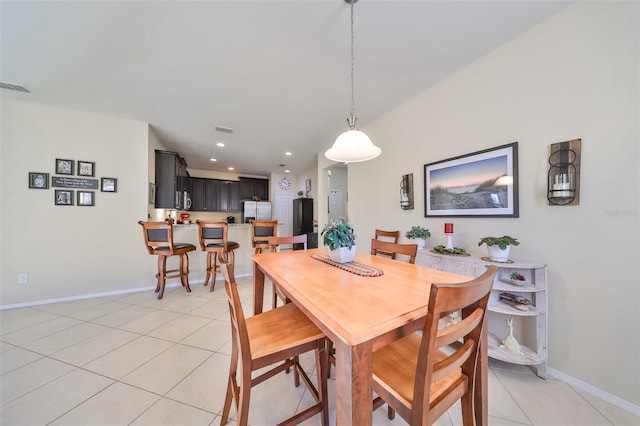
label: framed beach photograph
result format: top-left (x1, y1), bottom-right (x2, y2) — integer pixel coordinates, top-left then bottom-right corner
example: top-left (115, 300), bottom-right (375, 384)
top-left (54, 189), bottom-right (74, 206)
top-left (424, 142), bottom-right (519, 217)
top-left (55, 158), bottom-right (74, 175)
top-left (77, 161), bottom-right (95, 177)
top-left (77, 191), bottom-right (95, 206)
top-left (101, 177), bottom-right (117, 192)
top-left (28, 172), bottom-right (49, 189)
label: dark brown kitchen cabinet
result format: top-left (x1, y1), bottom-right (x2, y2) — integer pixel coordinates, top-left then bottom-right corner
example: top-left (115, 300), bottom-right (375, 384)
top-left (219, 180), bottom-right (240, 212)
top-left (155, 150), bottom-right (190, 209)
top-left (190, 177), bottom-right (218, 211)
top-left (239, 177), bottom-right (269, 201)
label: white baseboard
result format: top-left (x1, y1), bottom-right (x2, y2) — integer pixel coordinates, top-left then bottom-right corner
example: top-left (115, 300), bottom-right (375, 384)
top-left (0, 273), bottom-right (250, 311)
top-left (548, 367), bottom-right (640, 417)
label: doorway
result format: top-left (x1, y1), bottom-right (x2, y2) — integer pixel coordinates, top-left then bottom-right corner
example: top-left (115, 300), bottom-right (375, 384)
top-left (274, 192), bottom-right (294, 238)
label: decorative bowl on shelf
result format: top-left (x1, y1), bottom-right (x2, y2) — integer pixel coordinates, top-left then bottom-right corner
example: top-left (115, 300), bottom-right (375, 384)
top-left (510, 272), bottom-right (527, 285)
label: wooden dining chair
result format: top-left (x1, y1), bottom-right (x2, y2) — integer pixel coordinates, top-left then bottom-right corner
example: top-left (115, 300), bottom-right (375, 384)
top-left (196, 220), bottom-right (240, 292)
top-left (137, 221), bottom-right (196, 299)
top-left (374, 229), bottom-right (400, 259)
top-left (219, 262), bottom-right (329, 426)
top-left (250, 220), bottom-right (278, 254)
top-left (371, 266), bottom-right (497, 425)
top-left (267, 234), bottom-right (308, 308)
top-left (371, 239), bottom-right (418, 264)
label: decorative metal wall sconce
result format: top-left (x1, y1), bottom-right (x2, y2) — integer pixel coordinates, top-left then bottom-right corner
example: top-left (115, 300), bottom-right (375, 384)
top-left (547, 139), bottom-right (581, 205)
top-left (400, 173), bottom-right (414, 210)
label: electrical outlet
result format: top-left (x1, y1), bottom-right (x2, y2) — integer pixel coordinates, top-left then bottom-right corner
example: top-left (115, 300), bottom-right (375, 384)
top-left (18, 273), bottom-right (28, 284)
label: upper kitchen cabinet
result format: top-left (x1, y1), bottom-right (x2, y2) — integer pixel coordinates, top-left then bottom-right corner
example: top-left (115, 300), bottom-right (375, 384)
top-left (190, 177), bottom-right (219, 211)
top-left (218, 180), bottom-right (241, 212)
top-left (155, 150), bottom-right (190, 209)
top-left (239, 177), bottom-right (269, 201)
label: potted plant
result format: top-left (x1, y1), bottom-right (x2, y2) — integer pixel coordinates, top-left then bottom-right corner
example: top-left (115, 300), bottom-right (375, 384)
top-left (405, 226), bottom-right (431, 249)
top-left (478, 235), bottom-right (520, 262)
top-left (321, 218), bottom-right (356, 263)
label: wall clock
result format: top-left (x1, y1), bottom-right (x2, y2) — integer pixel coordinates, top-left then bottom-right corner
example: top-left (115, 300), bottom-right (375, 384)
top-left (278, 176), bottom-right (292, 190)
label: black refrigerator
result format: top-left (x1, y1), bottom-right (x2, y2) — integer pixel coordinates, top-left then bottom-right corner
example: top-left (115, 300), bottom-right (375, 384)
top-left (292, 198), bottom-right (317, 249)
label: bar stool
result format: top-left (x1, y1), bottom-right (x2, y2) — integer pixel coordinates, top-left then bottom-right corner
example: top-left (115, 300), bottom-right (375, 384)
top-left (138, 221), bottom-right (196, 299)
top-left (249, 220), bottom-right (278, 254)
top-left (196, 220), bottom-right (239, 292)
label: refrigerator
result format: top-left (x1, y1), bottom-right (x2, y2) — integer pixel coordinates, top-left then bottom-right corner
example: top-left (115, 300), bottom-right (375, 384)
top-left (242, 201), bottom-right (272, 223)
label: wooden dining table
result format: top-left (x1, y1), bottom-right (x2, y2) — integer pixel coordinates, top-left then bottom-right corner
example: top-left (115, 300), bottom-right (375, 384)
top-left (252, 248), bottom-right (488, 425)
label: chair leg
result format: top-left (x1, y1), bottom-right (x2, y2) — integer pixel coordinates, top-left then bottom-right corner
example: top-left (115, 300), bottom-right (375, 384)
top-left (316, 340), bottom-right (329, 426)
top-left (203, 252), bottom-right (213, 288)
top-left (157, 256), bottom-right (167, 300)
top-left (461, 390), bottom-right (474, 426)
top-left (180, 253), bottom-right (192, 293)
top-left (210, 251), bottom-right (219, 292)
top-left (326, 340), bottom-right (335, 378)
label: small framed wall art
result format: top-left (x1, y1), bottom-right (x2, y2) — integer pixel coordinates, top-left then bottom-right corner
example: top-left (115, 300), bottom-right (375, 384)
top-left (77, 191), bottom-right (95, 206)
top-left (28, 172), bottom-right (49, 189)
top-left (77, 161), bottom-right (95, 177)
top-left (55, 158), bottom-right (74, 175)
top-left (55, 189), bottom-right (74, 206)
top-left (101, 177), bottom-right (117, 192)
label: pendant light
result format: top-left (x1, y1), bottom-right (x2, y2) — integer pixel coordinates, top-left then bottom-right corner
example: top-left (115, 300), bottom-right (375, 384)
top-left (325, 0), bottom-right (381, 163)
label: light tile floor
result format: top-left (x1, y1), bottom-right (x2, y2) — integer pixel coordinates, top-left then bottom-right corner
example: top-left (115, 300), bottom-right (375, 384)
top-left (1, 277), bottom-right (638, 426)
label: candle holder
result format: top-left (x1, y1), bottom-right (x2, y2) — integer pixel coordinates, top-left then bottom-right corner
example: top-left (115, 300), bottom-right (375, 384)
top-left (444, 223), bottom-right (454, 249)
top-left (547, 139), bottom-right (581, 206)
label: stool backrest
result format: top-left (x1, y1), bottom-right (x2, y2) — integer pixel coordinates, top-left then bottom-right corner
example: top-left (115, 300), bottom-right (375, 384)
top-left (196, 220), bottom-right (229, 250)
top-left (138, 221), bottom-right (176, 255)
top-left (250, 220), bottom-right (278, 250)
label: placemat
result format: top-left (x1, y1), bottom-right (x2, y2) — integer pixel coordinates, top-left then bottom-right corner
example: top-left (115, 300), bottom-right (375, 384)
top-left (430, 249), bottom-right (471, 257)
top-left (481, 256), bottom-right (514, 264)
top-left (311, 254), bottom-right (384, 277)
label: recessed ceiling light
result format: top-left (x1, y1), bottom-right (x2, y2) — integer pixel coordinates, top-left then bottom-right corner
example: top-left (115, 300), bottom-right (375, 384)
top-left (216, 142), bottom-right (225, 147)
top-left (285, 170), bottom-right (291, 173)
top-left (228, 167), bottom-right (234, 171)
top-left (285, 152), bottom-right (292, 156)
top-left (210, 158), bottom-right (217, 162)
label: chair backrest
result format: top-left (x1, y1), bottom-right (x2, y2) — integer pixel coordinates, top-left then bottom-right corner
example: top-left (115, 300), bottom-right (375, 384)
top-left (250, 220), bottom-right (278, 249)
top-left (196, 220), bottom-right (229, 250)
top-left (138, 221), bottom-right (176, 255)
top-left (375, 229), bottom-right (400, 244)
top-left (413, 266), bottom-right (497, 423)
top-left (371, 239), bottom-right (418, 264)
top-left (267, 234), bottom-right (308, 252)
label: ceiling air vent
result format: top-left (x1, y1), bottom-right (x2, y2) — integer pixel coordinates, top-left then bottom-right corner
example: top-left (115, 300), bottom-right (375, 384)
top-left (0, 82), bottom-right (31, 93)
top-left (215, 126), bottom-right (234, 134)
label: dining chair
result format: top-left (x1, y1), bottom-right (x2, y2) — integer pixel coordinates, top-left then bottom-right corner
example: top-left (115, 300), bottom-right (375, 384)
top-left (267, 234), bottom-right (308, 308)
top-left (250, 220), bottom-right (278, 254)
top-left (371, 239), bottom-right (418, 264)
top-left (137, 221), bottom-right (196, 299)
top-left (219, 262), bottom-right (329, 426)
top-left (374, 229), bottom-right (400, 259)
top-left (371, 265), bottom-right (497, 425)
top-left (195, 220), bottom-right (240, 292)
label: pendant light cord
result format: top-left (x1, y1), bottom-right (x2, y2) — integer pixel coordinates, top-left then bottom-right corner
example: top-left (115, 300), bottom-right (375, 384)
top-left (350, 0), bottom-right (355, 121)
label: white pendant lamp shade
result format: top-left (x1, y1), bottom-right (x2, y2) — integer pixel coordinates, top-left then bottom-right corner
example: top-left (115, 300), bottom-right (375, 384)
top-left (325, 129), bottom-right (381, 163)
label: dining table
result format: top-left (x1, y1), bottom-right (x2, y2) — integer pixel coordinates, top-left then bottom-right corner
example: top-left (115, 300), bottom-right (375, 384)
top-left (252, 248), bottom-right (488, 425)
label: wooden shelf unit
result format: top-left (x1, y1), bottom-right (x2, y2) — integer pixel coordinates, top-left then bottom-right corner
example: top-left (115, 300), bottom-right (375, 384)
top-left (416, 250), bottom-right (548, 378)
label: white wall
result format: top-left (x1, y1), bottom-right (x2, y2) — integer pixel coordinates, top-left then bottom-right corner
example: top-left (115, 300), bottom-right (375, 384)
top-left (1, 98), bottom-right (156, 305)
top-left (347, 2), bottom-right (639, 405)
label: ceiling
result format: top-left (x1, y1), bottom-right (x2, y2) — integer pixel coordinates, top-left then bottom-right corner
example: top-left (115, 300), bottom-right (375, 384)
top-left (1, 0), bottom-right (570, 177)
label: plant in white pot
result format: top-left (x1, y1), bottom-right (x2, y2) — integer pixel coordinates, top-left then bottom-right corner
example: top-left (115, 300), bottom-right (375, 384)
top-left (321, 218), bottom-right (357, 263)
top-left (478, 235), bottom-right (520, 262)
top-left (405, 226), bottom-right (431, 249)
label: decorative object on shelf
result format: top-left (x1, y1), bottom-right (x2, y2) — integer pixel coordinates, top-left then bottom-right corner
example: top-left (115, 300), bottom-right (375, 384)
top-left (500, 318), bottom-right (524, 355)
top-left (324, 0), bottom-right (381, 163)
top-left (510, 271), bottom-right (527, 285)
top-left (405, 225), bottom-right (430, 249)
top-left (313, 219), bottom-right (318, 232)
top-left (499, 292), bottom-right (531, 311)
top-left (28, 172), bottom-right (49, 189)
top-left (444, 222), bottom-right (454, 249)
top-left (278, 176), bottom-right (291, 190)
top-left (321, 217), bottom-right (356, 263)
top-left (547, 139), bottom-right (581, 206)
top-left (424, 142), bottom-right (518, 217)
top-left (55, 158), bottom-right (74, 175)
top-left (400, 173), bottom-right (414, 210)
top-left (77, 160), bottom-right (95, 177)
top-left (478, 235), bottom-right (520, 262)
top-left (431, 245), bottom-right (469, 256)
top-left (100, 177), bottom-right (117, 192)
top-left (297, 190), bottom-right (304, 197)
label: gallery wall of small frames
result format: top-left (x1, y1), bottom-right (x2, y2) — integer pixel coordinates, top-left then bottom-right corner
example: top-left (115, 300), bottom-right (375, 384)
top-left (28, 158), bottom-right (118, 206)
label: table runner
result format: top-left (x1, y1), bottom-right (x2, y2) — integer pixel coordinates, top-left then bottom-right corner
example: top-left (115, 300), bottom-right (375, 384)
top-left (311, 254), bottom-right (384, 277)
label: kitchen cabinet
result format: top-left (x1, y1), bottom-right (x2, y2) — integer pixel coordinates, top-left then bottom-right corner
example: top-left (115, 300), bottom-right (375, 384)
top-left (239, 177), bottom-right (269, 201)
top-left (155, 150), bottom-right (190, 209)
top-left (416, 250), bottom-right (548, 378)
top-left (190, 177), bottom-right (219, 211)
top-left (293, 198), bottom-right (313, 250)
top-left (218, 180), bottom-right (240, 212)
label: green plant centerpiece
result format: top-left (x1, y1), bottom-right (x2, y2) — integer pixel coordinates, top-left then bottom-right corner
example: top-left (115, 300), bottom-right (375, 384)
top-left (405, 226), bottom-right (431, 249)
top-left (321, 218), bottom-right (356, 263)
top-left (478, 235), bottom-right (520, 262)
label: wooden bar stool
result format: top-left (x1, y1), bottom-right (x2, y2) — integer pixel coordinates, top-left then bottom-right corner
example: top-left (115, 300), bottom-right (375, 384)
top-left (249, 220), bottom-right (278, 254)
top-left (195, 220), bottom-right (239, 292)
top-left (138, 221), bottom-right (196, 299)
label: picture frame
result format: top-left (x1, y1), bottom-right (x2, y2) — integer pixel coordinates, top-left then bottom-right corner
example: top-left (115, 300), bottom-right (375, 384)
top-left (77, 191), bottom-right (95, 206)
top-left (305, 178), bottom-right (311, 193)
top-left (77, 161), bottom-right (95, 177)
top-left (55, 158), bottom-right (74, 175)
top-left (424, 142), bottom-right (519, 217)
top-left (28, 172), bottom-right (49, 189)
top-left (54, 189), bottom-right (74, 206)
top-left (149, 183), bottom-right (155, 205)
top-left (101, 177), bottom-right (117, 192)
